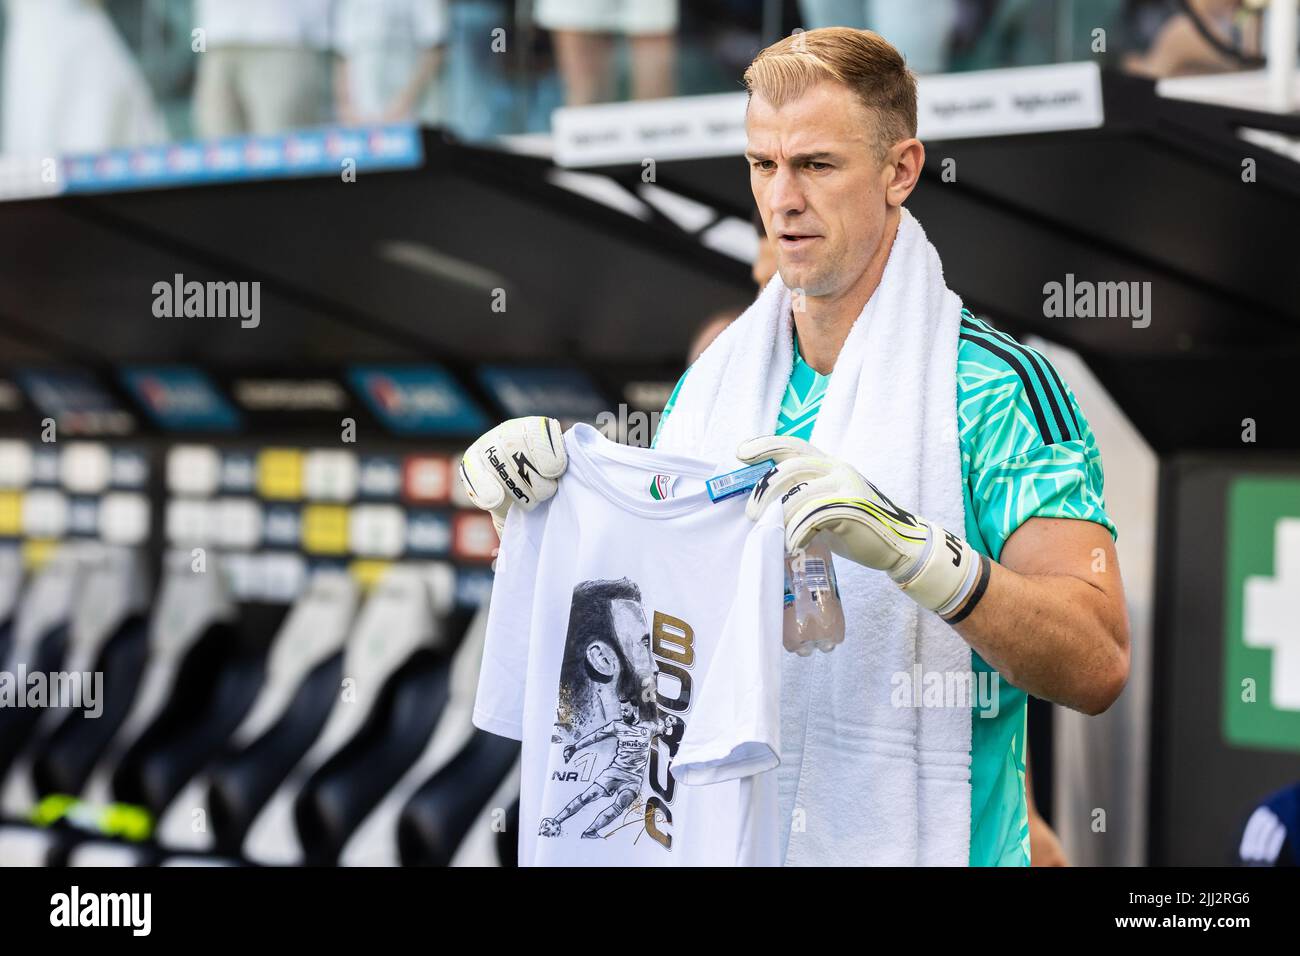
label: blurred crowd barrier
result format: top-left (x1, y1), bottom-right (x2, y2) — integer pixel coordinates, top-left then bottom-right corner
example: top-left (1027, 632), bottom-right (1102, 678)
top-left (0, 0), bottom-right (1273, 158)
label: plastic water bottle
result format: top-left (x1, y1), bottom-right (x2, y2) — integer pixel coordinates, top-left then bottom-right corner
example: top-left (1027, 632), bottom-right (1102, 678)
top-left (782, 535), bottom-right (845, 655)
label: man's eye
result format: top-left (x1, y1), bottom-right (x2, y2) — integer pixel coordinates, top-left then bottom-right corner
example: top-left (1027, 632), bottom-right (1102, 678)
top-left (753, 160), bottom-right (774, 170)
top-left (808, 162), bottom-right (830, 171)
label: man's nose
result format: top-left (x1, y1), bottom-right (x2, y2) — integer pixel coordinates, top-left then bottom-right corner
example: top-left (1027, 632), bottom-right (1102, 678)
top-left (767, 166), bottom-right (805, 221)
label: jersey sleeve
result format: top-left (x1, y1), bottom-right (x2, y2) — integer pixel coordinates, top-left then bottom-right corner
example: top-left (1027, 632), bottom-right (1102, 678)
top-left (471, 505), bottom-right (541, 741)
top-left (650, 367), bottom-right (690, 450)
top-left (673, 506), bottom-right (784, 785)
top-left (958, 314), bottom-right (1118, 562)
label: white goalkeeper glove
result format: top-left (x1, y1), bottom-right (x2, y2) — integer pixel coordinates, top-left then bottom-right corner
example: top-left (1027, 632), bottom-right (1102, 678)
top-left (739, 435), bottom-right (988, 620)
top-left (459, 417), bottom-right (567, 537)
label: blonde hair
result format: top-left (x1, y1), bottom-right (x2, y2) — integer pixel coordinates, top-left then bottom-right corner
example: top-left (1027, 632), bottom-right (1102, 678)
top-left (743, 27), bottom-right (917, 160)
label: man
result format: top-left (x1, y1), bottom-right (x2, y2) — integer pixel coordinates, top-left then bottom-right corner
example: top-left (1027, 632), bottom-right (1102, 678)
top-left (703, 211), bottom-right (1073, 866)
top-left (463, 27), bottom-right (1129, 866)
top-left (553, 580), bottom-right (656, 741)
top-left (540, 703), bottom-right (680, 840)
top-left (541, 579), bottom-right (662, 841)
top-left (192, 0), bottom-right (333, 137)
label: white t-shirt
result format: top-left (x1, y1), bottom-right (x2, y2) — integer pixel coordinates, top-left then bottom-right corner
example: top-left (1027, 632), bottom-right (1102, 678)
top-left (473, 423), bottom-right (785, 866)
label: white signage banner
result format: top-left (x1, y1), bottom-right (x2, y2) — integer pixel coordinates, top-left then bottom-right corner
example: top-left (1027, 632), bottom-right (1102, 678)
top-left (552, 61), bottom-right (1105, 167)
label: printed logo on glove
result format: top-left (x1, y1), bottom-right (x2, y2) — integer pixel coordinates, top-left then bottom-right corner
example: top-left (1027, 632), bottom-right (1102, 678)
top-left (460, 417), bottom-right (567, 537)
top-left (738, 435), bottom-right (989, 621)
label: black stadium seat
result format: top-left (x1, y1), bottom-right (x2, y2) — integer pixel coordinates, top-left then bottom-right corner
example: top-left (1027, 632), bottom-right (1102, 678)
top-left (0, 621), bottom-right (70, 787)
top-left (32, 613), bottom-right (150, 798)
top-left (205, 650), bottom-right (346, 855)
top-left (292, 648), bottom-right (451, 865)
top-left (397, 731), bottom-right (520, 867)
top-left (109, 603), bottom-right (286, 817)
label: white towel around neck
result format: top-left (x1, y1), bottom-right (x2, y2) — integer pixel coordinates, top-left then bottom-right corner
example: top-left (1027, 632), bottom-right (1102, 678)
top-left (655, 206), bottom-right (974, 865)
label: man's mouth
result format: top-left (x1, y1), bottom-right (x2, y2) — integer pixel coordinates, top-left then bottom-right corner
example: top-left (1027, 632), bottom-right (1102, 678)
top-left (778, 233), bottom-right (820, 248)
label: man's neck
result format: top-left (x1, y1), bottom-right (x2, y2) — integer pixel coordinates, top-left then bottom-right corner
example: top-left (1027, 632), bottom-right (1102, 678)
top-left (791, 208), bottom-right (901, 376)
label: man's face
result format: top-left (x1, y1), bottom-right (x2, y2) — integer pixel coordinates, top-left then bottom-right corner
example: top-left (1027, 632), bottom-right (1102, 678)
top-left (609, 597), bottom-right (653, 688)
top-left (746, 82), bottom-right (892, 298)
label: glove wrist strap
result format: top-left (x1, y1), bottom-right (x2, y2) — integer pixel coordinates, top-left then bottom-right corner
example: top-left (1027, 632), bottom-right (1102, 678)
top-left (892, 522), bottom-right (981, 615)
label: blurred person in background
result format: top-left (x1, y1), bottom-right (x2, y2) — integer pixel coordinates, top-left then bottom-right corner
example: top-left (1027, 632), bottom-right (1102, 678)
top-left (799, 0), bottom-right (960, 74)
top-left (952, 0), bottom-right (1126, 71)
top-left (536, 0), bottom-right (680, 105)
top-left (1238, 780), bottom-right (1299, 866)
top-left (441, 0), bottom-right (563, 138)
top-left (192, 0), bottom-right (333, 137)
top-left (2, 0), bottom-right (165, 155)
top-left (1124, 0), bottom-right (1262, 78)
top-left (333, 0), bottom-right (449, 126)
top-left (688, 211), bottom-right (778, 363)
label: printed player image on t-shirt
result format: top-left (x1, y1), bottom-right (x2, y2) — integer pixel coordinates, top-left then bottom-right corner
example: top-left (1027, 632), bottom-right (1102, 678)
top-left (539, 577), bottom-right (681, 845)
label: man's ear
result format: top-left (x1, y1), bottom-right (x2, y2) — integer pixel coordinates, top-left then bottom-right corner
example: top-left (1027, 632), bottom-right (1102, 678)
top-left (586, 641), bottom-right (617, 679)
top-left (885, 138), bottom-right (925, 207)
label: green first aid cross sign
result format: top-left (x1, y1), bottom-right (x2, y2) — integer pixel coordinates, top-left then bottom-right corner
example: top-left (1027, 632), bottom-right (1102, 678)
top-left (1224, 477), bottom-right (1300, 751)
